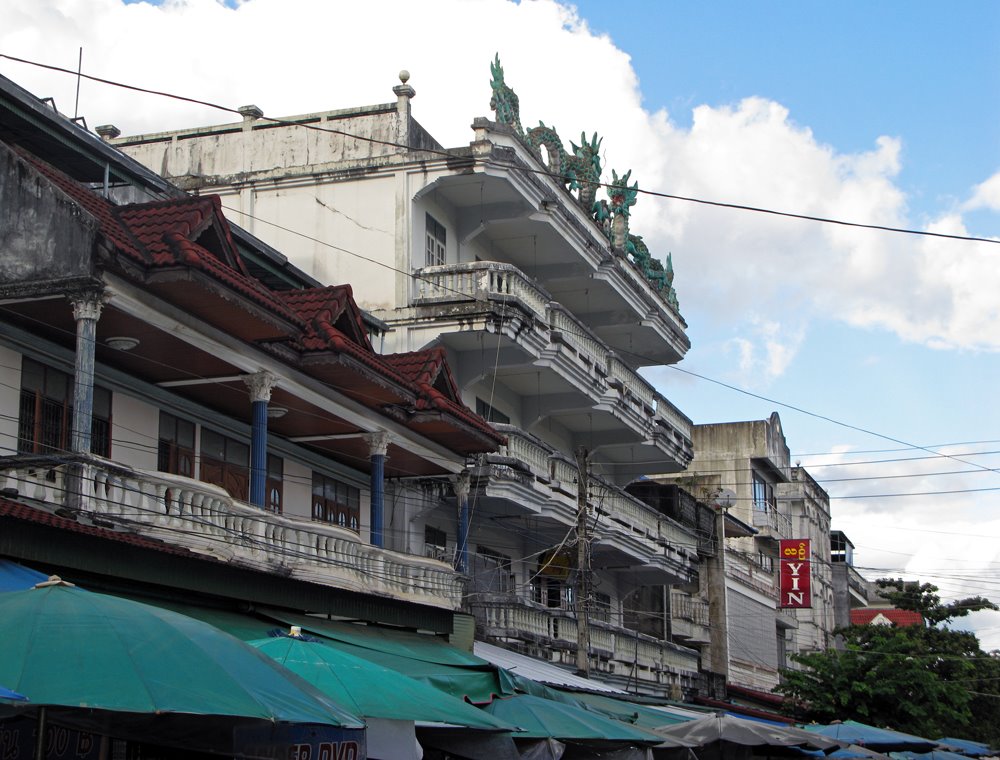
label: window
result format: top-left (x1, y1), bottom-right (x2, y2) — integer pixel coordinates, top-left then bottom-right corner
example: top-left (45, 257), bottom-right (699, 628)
top-left (18, 358), bottom-right (111, 457)
top-left (265, 454), bottom-right (283, 514)
top-left (475, 398), bottom-right (510, 425)
top-left (200, 428), bottom-right (249, 500)
top-left (592, 592), bottom-right (612, 624)
top-left (425, 213), bottom-right (446, 267)
top-left (312, 473), bottom-right (360, 531)
top-left (158, 411), bottom-right (195, 478)
top-left (424, 525), bottom-right (448, 560)
top-left (474, 546), bottom-right (513, 593)
top-left (752, 471), bottom-right (773, 512)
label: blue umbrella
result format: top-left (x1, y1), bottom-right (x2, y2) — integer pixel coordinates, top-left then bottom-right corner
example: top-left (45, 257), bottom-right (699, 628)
top-left (803, 720), bottom-right (938, 753)
top-left (0, 684), bottom-right (28, 701)
top-left (936, 738), bottom-right (996, 757)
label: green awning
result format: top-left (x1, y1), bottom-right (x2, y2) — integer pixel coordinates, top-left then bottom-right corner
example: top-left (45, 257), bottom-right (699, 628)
top-left (480, 693), bottom-right (664, 743)
top-left (258, 610), bottom-right (517, 704)
top-left (565, 690), bottom-right (694, 730)
top-left (247, 635), bottom-right (514, 731)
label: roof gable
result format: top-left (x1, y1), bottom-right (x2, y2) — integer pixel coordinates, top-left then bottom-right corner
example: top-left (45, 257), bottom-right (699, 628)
top-left (851, 608), bottom-right (924, 627)
top-left (282, 285), bottom-right (374, 354)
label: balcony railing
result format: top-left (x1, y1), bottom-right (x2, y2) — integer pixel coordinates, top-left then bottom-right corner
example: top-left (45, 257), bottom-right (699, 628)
top-left (472, 594), bottom-right (700, 677)
top-left (670, 590), bottom-right (710, 627)
top-left (846, 565), bottom-right (869, 602)
top-left (0, 455), bottom-right (463, 609)
top-left (725, 549), bottom-right (777, 599)
top-left (751, 506), bottom-right (793, 539)
top-left (493, 424), bottom-right (553, 481)
top-left (413, 262), bottom-right (691, 449)
top-left (414, 262), bottom-right (549, 320)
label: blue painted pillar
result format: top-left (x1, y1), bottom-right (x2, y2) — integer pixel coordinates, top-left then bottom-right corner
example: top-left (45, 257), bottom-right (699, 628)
top-left (243, 372), bottom-right (276, 509)
top-left (454, 471), bottom-right (471, 574)
top-left (365, 432), bottom-right (390, 547)
top-left (69, 293), bottom-right (105, 454)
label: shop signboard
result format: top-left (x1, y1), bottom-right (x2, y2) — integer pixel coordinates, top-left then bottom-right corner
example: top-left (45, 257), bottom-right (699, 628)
top-left (778, 538), bottom-right (812, 608)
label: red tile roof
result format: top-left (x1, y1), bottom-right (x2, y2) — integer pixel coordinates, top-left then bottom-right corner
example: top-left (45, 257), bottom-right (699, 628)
top-left (15, 147), bottom-right (302, 327)
top-left (10, 142), bottom-right (501, 454)
top-left (851, 608), bottom-right (924, 627)
top-left (0, 496), bottom-right (202, 559)
top-left (384, 347), bottom-right (503, 441)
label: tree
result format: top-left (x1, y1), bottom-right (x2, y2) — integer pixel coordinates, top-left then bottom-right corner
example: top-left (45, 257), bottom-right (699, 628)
top-left (777, 579), bottom-right (1000, 743)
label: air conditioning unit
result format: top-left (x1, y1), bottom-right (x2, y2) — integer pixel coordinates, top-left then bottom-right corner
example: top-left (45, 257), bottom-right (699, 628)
top-left (425, 544), bottom-right (449, 562)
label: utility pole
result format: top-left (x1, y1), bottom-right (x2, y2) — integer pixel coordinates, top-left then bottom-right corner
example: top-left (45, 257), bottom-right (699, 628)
top-left (575, 446), bottom-right (591, 677)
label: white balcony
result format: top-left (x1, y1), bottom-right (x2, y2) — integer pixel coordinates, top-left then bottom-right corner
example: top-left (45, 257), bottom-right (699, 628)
top-left (0, 455), bottom-right (463, 610)
top-left (751, 506), bottom-right (793, 541)
top-left (410, 261), bottom-right (692, 480)
top-left (471, 594), bottom-right (700, 686)
top-left (670, 590), bottom-right (712, 645)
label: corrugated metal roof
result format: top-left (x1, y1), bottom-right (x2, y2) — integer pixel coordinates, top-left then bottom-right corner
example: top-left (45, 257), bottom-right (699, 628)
top-left (473, 641), bottom-right (624, 694)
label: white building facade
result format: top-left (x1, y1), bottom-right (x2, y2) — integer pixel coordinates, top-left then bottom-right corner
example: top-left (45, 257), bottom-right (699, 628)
top-left (114, 61), bottom-right (706, 696)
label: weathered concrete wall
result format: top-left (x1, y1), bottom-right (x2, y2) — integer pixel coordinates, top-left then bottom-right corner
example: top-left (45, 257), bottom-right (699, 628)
top-left (115, 106), bottom-right (406, 185)
top-left (0, 140), bottom-right (98, 290)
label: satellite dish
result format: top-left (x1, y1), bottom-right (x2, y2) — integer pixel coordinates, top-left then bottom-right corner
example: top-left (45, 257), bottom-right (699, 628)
top-left (714, 488), bottom-right (736, 511)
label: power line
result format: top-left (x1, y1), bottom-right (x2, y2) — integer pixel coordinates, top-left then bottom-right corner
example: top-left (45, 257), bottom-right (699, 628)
top-left (2, 51), bottom-right (998, 248)
top-left (7, 50), bottom-right (1000, 488)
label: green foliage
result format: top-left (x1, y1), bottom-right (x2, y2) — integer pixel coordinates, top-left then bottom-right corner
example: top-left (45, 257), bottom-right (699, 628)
top-left (777, 579), bottom-right (1000, 744)
top-left (875, 577), bottom-right (998, 625)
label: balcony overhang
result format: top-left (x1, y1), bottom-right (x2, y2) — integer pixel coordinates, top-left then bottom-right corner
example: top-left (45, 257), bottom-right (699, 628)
top-left (591, 529), bottom-right (696, 586)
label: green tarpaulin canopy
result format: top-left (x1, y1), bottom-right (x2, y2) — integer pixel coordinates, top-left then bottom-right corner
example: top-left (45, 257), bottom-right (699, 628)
top-left (258, 610), bottom-right (517, 704)
top-left (0, 581), bottom-right (367, 757)
top-left (248, 634), bottom-right (513, 731)
top-left (565, 690), bottom-right (695, 730)
top-left (480, 693), bottom-right (665, 743)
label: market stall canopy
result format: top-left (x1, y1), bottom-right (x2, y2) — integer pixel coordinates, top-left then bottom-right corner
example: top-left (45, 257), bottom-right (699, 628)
top-left (480, 693), bottom-right (670, 745)
top-left (802, 720), bottom-right (938, 753)
top-left (0, 685), bottom-right (27, 701)
top-left (248, 632), bottom-right (513, 731)
top-left (0, 579), bottom-right (364, 753)
top-left (652, 712), bottom-right (842, 752)
top-left (564, 690), bottom-right (696, 730)
top-left (258, 609), bottom-right (518, 703)
top-left (936, 738), bottom-right (997, 757)
top-left (0, 559), bottom-right (47, 592)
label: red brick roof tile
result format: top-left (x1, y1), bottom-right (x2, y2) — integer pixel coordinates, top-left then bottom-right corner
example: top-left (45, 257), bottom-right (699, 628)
top-left (11, 143), bottom-right (501, 455)
top-left (0, 497), bottom-right (204, 560)
top-left (851, 608), bottom-right (924, 627)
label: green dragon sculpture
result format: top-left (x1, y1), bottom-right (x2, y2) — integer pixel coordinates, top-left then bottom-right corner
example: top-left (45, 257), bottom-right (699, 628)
top-left (524, 125), bottom-right (603, 212)
top-left (487, 56), bottom-right (679, 311)
top-left (489, 54), bottom-right (523, 135)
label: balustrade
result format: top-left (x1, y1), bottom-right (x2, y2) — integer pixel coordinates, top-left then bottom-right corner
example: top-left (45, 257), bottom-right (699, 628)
top-left (415, 262), bottom-right (550, 319)
top-left (0, 457), bottom-right (463, 608)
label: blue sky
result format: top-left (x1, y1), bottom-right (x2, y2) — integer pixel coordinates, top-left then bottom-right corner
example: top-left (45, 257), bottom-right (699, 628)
top-left (2, 0), bottom-right (1000, 645)
top-left (575, 1), bottom-right (1000, 230)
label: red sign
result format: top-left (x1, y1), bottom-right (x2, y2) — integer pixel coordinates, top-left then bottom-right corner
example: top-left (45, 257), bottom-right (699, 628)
top-left (779, 539), bottom-right (812, 608)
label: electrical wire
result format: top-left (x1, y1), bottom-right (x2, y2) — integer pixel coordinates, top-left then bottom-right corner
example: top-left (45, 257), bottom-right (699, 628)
top-left (5, 53), bottom-right (1000, 656)
top-left (1, 50), bottom-right (997, 247)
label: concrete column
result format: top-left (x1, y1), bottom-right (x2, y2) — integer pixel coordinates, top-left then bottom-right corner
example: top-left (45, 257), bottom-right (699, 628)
top-left (393, 71), bottom-right (416, 148)
top-left (365, 431), bottom-right (391, 547)
top-left (707, 505), bottom-right (730, 684)
top-left (454, 471), bottom-right (471, 573)
top-left (243, 371), bottom-right (276, 508)
top-left (69, 292), bottom-right (105, 454)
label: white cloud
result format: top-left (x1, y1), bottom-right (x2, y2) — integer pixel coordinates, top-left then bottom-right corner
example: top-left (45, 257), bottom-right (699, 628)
top-left (724, 318), bottom-right (804, 389)
top-left (3, 0), bottom-right (997, 359)
top-left (807, 445), bottom-right (1000, 649)
top-left (963, 170), bottom-right (1000, 212)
